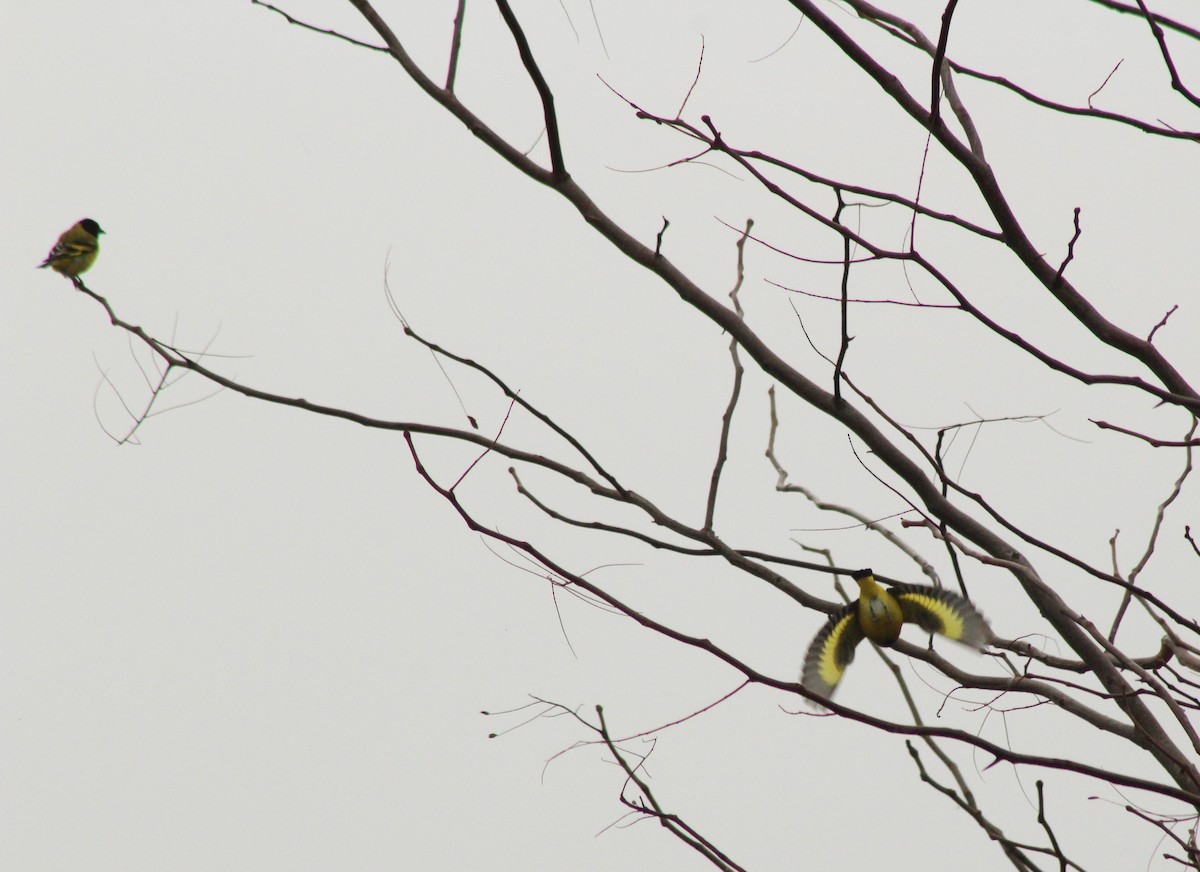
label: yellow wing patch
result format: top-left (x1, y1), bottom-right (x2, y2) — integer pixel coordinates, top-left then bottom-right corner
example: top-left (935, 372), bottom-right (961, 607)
top-left (800, 605), bottom-right (865, 698)
top-left (55, 240), bottom-right (94, 258)
top-left (893, 585), bottom-right (992, 649)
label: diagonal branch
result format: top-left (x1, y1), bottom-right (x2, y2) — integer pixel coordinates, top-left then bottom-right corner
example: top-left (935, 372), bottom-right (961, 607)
top-left (1133, 0), bottom-right (1200, 108)
top-left (494, 0), bottom-right (568, 180)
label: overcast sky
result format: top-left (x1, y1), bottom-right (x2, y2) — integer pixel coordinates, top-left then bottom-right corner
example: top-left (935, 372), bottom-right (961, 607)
top-left (5, 2), bottom-right (1200, 870)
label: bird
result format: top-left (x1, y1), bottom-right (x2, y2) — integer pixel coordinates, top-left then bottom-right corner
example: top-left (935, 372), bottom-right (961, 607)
top-left (801, 568), bottom-right (993, 699)
top-left (39, 219), bottom-right (105, 279)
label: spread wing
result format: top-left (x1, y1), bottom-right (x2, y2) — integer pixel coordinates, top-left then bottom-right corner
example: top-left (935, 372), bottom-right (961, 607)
top-left (801, 604), bottom-right (865, 699)
top-left (891, 584), bottom-right (993, 649)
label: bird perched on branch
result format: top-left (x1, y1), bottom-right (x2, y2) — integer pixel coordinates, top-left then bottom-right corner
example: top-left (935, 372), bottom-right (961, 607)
top-left (39, 218), bottom-right (104, 279)
top-left (801, 568), bottom-right (993, 699)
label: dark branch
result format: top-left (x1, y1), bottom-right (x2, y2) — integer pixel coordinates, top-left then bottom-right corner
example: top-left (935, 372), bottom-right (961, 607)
top-left (929, 0), bottom-right (960, 126)
top-left (494, 0), bottom-right (568, 180)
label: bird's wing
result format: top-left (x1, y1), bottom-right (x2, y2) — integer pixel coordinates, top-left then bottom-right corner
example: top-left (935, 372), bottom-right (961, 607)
top-left (41, 238), bottom-right (95, 267)
top-left (892, 585), bottom-right (993, 649)
top-left (53, 239), bottom-right (96, 258)
top-left (801, 604), bottom-right (865, 698)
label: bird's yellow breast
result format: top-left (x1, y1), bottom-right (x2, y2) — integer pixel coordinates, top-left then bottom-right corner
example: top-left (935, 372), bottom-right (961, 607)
top-left (855, 575), bottom-right (904, 645)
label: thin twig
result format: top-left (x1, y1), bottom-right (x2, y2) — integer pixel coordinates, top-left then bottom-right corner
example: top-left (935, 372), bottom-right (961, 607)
top-left (676, 35), bottom-right (705, 118)
top-left (1053, 208), bottom-right (1083, 287)
top-left (705, 221), bottom-right (752, 530)
top-left (832, 189), bottom-right (851, 406)
top-left (445, 0), bottom-right (467, 91)
top-left (252, 0), bottom-right (386, 50)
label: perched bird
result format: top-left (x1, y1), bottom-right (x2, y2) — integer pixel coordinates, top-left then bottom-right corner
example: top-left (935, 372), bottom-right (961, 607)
top-left (39, 219), bottom-right (105, 279)
top-left (801, 568), bottom-right (993, 699)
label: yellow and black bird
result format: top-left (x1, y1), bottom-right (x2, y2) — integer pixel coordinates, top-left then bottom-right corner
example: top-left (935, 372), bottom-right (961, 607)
top-left (39, 218), bottom-right (104, 279)
top-left (801, 568), bottom-right (993, 699)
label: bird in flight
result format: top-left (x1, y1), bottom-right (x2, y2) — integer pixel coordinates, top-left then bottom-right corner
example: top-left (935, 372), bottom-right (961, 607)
top-left (801, 568), bottom-right (993, 700)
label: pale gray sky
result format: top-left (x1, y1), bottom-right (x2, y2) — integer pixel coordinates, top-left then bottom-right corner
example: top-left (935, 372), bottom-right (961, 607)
top-left (5, 2), bottom-right (1200, 870)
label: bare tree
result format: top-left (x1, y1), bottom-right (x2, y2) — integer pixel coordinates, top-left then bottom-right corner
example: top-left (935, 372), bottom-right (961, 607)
top-left (61, 2), bottom-right (1200, 869)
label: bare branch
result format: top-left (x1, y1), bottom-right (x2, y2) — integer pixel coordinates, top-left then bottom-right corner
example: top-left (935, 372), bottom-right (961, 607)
top-left (595, 705), bottom-right (747, 872)
top-left (1133, 0), bottom-right (1200, 108)
top-left (252, 0), bottom-right (386, 51)
top-left (494, 0), bottom-right (568, 180)
top-left (704, 221), bottom-right (752, 531)
top-left (1091, 419), bottom-right (1200, 447)
top-left (1053, 207), bottom-right (1083, 287)
top-left (928, 0), bottom-right (960, 127)
top-left (445, 0), bottom-right (467, 91)
top-left (675, 35), bottom-right (705, 118)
